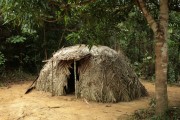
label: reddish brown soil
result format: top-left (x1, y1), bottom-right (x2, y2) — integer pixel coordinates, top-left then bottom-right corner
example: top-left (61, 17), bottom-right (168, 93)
top-left (0, 81), bottom-right (179, 120)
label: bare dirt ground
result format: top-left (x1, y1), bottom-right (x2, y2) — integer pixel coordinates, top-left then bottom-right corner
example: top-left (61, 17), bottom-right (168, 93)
top-left (0, 80), bottom-right (179, 120)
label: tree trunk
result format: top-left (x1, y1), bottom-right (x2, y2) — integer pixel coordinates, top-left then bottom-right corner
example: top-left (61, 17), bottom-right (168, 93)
top-left (136, 0), bottom-right (169, 115)
top-left (155, 0), bottom-right (169, 115)
top-left (155, 31), bottom-right (168, 115)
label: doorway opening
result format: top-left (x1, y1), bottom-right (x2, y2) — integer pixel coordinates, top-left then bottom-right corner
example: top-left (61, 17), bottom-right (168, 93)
top-left (64, 61), bottom-right (79, 94)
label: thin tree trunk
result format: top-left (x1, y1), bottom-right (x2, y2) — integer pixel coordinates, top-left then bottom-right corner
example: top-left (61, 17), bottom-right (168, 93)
top-left (155, 34), bottom-right (168, 115)
top-left (136, 0), bottom-right (169, 115)
top-left (155, 0), bottom-right (169, 115)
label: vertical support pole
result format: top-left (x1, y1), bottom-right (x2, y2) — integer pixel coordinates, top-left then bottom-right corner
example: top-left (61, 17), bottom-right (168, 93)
top-left (74, 60), bottom-right (77, 98)
top-left (51, 60), bottom-right (54, 96)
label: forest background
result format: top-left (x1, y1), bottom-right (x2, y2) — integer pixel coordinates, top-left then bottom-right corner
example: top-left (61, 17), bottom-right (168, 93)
top-left (0, 0), bottom-right (179, 84)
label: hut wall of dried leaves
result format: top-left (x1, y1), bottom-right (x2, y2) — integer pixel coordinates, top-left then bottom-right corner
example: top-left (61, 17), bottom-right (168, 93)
top-left (35, 44), bottom-right (148, 102)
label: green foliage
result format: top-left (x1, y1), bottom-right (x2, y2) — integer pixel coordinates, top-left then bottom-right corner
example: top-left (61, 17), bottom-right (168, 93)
top-left (0, 52), bottom-right (6, 66)
top-left (116, 8), bottom-right (155, 79)
top-left (0, 0), bottom-right (49, 27)
top-left (65, 0), bottom-right (133, 46)
top-left (132, 108), bottom-right (155, 120)
top-left (168, 11), bottom-right (180, 83)
top-left (6, 35), bottom-right (26, 43)
top-left (0, 52), bottom-right (6, 74)
top-left (130, 100), bottom-right (180, 120)
top-left (0, 0), bottom-right (179, 84)
top-left (66, 32), bottom-right (80, 44)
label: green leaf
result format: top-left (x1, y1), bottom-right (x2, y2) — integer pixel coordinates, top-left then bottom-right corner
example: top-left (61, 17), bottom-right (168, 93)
top-left (6, 35), bottom-right (26, 43)
top-left (0, 52), bottom-right (6, 66)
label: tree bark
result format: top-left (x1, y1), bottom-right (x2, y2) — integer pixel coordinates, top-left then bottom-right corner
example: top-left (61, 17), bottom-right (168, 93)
top-left (155, 0), bottom-right (169, 115)
top-left (136, 0), bottom-right (169, 115)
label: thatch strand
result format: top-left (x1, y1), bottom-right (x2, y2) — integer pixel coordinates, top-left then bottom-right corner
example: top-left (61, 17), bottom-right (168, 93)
top-left (35, 44), bottom-right (148, 102)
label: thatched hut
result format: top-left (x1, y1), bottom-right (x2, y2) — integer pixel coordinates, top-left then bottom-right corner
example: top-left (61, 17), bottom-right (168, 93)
top-left (35, 44), bottom-right (147, 102)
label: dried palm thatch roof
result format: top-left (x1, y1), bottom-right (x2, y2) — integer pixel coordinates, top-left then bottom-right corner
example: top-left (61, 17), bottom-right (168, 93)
top-left (35, 44), bottom-right (148, 102)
